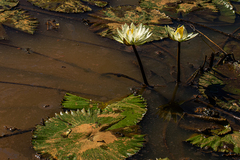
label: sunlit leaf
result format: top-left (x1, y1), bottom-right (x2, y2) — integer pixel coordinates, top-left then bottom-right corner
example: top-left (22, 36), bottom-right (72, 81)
top-left (32, 109), bottom-right (145, 160)
top-left (103, 94), bottom-right (147, 130)
top-left (157, 101), bottom-right (184, 122)
top-left (27, 0), bottom-right (108, 13)
top-left (88, 5), bottom-right (172, 42)
top-left (139, 0), bottom-right (236, 23)
top-left (186, 131), bottom-right (240, 154)
top-left (62, 93), bottom-right (102, 110)
top-left (62, 94), bottom-right (147, 130)
top-left (216, 0), bottom-right (236, 23)
top-left (0, 0), bottom-right (18, 12)
top-left (0, 10), bottom-right (38, 34)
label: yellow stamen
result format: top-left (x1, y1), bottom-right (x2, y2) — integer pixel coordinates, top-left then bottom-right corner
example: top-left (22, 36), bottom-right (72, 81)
top-left (176, 26), bottom-right (184, 38)
top-left (131, 28), bottom-right (134, 34)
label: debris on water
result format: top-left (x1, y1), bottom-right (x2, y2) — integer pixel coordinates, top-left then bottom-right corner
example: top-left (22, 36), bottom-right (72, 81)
top-left (46, 20), bottom-right (59, 30)
top-left (42, 104), bottom-right (50, 108)
top-left (4, 126), bottom-right (18, 132)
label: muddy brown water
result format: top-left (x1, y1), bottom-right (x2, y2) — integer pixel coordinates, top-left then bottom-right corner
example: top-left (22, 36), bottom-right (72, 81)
top-left (0, 0), bottom-right (240, 159)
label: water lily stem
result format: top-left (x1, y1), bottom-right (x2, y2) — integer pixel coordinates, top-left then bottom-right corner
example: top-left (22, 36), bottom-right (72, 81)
top-left (177, 42), bottom-right (181, 83)
top-left (132, 45), bottom-right (149, 86)
top-left (171, 82), bottom-right (179, 102)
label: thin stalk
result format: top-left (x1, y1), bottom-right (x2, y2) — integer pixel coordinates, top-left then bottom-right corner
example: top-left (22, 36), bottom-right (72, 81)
top-left (177, 42), bottom-right (181, 83)
top-left (132, 45), bottom-right (149, 86)
top-left (171, 82), bottom-right (179, 102)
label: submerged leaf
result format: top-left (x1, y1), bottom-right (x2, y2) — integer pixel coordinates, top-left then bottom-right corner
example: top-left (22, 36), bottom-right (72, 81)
top-left (198, 63), bottom-right (240, 112)
top-left (157, 101), bottom-right (184, 122)
top-left (32, 109), bottom-right (145, 160)
top-left (88, 5), bottom-right (172, 42)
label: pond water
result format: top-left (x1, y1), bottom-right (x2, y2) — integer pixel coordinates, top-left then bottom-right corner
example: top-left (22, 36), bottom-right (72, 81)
top-left (0, 0), bottom-right (240, 159)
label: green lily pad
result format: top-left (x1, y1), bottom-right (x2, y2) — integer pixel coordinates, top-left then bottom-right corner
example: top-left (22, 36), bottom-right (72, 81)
top-left (103, 94), bottom-right (147, 130)
top-left (139, 0), bottom-right (235, 23)
top-left (0, 10), bottom-right (38, 34)
top-left (27, 0), bottom-right (107, 13)
top-left (186, 131), bottom-right (240, 154)
top-left (224, 41), bottom-right (240, 58)
top-left (88, 5), bottom-right (172, 42)
top-left (62, 93), bottom-right (103, 110)
top-left (0, 0), bottom-right (18, 12)
top-left (198, 63), bottom-right (240, 112)
top-left (62, 94), bottom-right (147, 130)
top-left (32, 109), bottom-right (145, 160)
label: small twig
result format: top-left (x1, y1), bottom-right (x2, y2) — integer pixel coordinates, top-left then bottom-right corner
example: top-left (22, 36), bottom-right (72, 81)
top-left (189, 25), bottom-right (228, 55)
top-left (221, 26), bottom-right (240, 49)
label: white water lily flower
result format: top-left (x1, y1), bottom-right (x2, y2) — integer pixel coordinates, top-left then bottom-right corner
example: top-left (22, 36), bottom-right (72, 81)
top-left (113, 23), bottom-right (152, 46)
top-left (165, 25), bottom-right (198, 42)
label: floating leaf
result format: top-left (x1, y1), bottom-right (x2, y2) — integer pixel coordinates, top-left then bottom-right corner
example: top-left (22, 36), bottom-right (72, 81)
top-left (139, 0), bottom-right (236, 23)
top-left (0, 0), bottom-right (19, 12)
top-left (88, 5), bottom-right (172, 41)
top-left (82, 0), bottom-right (107, 7)
top-left (157, 101), bottom-right (184, 122)
top-left (62, 93), bottom-right (102, 110)
top-left (216, 0), bottom-right (236, 23)
top-left (103, 94), bottom-right (147, 130)
top-left (217, 99), bottom-right (240, 112)
top-left (0, 9), bottom-right (38, 34)
top-left (186, 131), bottom-right (240, 154)
top-left (27, 0), bottom-right (107, 13)
top-left (32, 109), bottom-right (145, 160)
top-left (62, 94), bottom-right (147, 130)
top-left (198, 63), bottom-right (240, 112)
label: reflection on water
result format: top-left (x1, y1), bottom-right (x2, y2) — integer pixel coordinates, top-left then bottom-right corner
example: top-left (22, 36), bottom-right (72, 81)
top-left (0, 0), bottom-right (240, 159)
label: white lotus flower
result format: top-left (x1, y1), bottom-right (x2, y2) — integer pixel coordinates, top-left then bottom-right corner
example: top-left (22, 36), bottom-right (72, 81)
top-left (113, 23), bottom-right (152, 46)
top-left (165, 25), bottom-right (198, 42)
